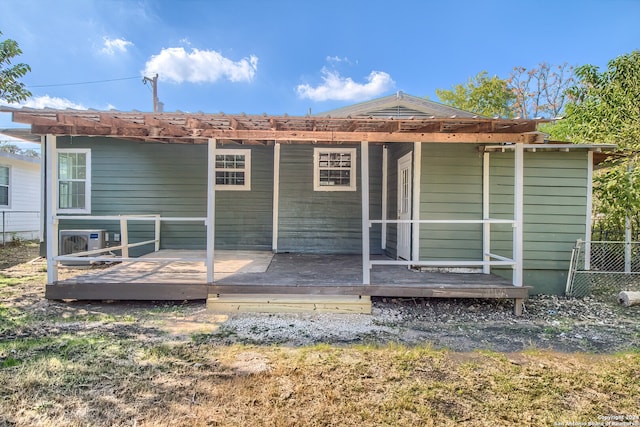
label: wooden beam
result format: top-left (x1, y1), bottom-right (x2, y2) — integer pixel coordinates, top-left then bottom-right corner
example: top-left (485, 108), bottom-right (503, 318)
top-left (410, 122), bottom-right (442, 133)
top-left (99, 113), bottom-right (143, 129)
top-left (199, 129), bottom-right (530, 143)
top-left (144, 115), bottom-right (188, 136)
top-left (229, 117), bottom-right (244, 130)
top-left (207, 294), bottom-right (371, 314)
top-left (185, 116), bottom-right (214, 130)
top-left (57, 113), bottom-right (103, 128)
top-left (13, 112), bottom-right (58, 126)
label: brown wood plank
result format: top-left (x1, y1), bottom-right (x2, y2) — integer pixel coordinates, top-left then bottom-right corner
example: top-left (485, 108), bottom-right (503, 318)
top-left (208, 284), bottom-right (529, 299)
top-left (207, 294), bottom-right (371, 314)
top-left (199, 129), bottom-right (530, 143)
top-left (45, 283), bottom-right (208, 300)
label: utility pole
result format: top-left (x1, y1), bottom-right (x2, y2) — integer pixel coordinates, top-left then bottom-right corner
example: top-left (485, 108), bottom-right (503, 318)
top-left (143, 74), bottom-right (159, 113)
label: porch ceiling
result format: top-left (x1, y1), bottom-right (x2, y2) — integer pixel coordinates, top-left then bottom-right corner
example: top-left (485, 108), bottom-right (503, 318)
top-left (0, 106), bottom-right (548, 144)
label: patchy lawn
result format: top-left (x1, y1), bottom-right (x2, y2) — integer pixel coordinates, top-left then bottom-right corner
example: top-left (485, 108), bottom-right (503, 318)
top-left (1, 242), bottom-right (639, 426)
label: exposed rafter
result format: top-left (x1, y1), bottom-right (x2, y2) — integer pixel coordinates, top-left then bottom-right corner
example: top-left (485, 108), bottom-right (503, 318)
top-left (1, 107), bottom-right (551, 144)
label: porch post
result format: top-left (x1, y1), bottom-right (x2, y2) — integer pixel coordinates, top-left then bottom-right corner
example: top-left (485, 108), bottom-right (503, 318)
top-left (381, 145), bottom-right (388, 250)
top-left (513, 143), bottom-right (524, 286)
top-left (585, 151), bottom-right (593, 270)
top-left (45, 134), bottom-right (58, 283)
top-left (482, 151), bottom-right (490, 274)
top-left (272, 142), bottom-right (280, 252)
top-left (361, 141), bottom-right (370, 285)
top-left (206, 138), bottom-right (216, 283)
top-left (625, 162), bottom-right (633, 273)
top-left (412, 142), bottom-right (422, 263)
top-left (39, 136), bottom-right (46, 244)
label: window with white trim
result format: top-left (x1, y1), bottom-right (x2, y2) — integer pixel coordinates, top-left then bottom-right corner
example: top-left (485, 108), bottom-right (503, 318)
top-left (0, 165), bottom-right (9, 207)
top-left (58, 149), bottom-right (91, 213)
top-left (214, 149), bottom-right (251, 191)
top-left (313, 147), bottom-right (357, 191)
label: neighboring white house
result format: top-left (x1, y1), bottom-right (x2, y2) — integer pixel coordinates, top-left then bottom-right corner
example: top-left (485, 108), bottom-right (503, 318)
top-left (0, 147), bottom-right (41, 243)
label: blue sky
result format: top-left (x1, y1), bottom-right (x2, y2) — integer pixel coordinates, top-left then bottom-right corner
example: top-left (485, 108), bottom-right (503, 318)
top-left (1, 0), bottom-right (640, 133)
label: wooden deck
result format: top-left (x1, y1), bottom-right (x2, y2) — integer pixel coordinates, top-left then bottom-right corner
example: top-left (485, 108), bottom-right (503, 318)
top-left (47, 251), bottom-right (528, 313)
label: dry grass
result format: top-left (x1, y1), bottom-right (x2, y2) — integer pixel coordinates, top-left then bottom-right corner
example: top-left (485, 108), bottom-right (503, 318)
top-left (1, 242), bottom-right (640, 426)
top-left (1, 338), bottom-right (639, 426)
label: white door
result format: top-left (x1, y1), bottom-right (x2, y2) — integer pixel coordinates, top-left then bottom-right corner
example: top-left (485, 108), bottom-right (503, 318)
top-left (397, 152), bottom-right (412, 260)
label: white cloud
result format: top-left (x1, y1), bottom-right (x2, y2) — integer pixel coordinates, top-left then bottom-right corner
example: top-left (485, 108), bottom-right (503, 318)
top-left (0, 95), bottom-right (86, 110)
top-left (100, 37), bottom-right (133, 55)
top-left (296, 68), bottom-right (395, 102)
top-left (326, 56), bottom-right (354, 65)
top-left (143, 47), bottom-right (258, 84)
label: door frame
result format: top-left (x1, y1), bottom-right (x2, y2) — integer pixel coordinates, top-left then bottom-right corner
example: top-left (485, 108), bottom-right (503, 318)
top-left (397, 151), bottom-right (412, 260)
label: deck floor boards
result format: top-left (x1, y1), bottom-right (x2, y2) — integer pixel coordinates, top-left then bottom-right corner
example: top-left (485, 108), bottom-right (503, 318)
top-left (49, 250), bottom-right (528, 302)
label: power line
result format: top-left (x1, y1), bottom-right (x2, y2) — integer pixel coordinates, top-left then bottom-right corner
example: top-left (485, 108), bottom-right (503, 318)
top-left (28, 76), bottom-right (140, 88)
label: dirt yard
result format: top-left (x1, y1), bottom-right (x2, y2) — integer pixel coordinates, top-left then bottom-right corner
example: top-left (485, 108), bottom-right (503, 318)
top-left (1, 241), bottom-right (638, 352)
top-left (1, 242), bottom-right (640, 426)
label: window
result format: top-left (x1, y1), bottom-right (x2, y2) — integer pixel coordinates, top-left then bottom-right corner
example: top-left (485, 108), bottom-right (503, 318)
top-left (58, 149), bottom-right (91, 213)
top-left (0, 166), bottom-right (9, 207)
top-left (214, 149), bottom-right (251, 191)
top-left (313, 148), bottom-right (357, 191)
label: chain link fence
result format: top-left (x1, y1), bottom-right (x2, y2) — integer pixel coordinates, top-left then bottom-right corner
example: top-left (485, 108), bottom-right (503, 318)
top-left (566, 240), bottom-right (640, 298)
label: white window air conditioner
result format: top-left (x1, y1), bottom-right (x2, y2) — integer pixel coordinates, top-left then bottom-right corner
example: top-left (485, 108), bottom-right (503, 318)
top-left (59, 229), bottom-right (107, 265)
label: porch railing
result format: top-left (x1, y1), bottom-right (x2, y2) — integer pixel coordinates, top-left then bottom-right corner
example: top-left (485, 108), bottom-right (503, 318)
top-left (53, 214), bottom-right (207, 263)
top-left (367, 218), bottom-right (517, 273)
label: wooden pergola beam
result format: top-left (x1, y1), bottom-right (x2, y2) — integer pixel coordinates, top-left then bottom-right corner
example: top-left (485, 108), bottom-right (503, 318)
top-left (199, 129), bottom-right (530, 143)
top-left (28, 125), bottom-right (533, 143)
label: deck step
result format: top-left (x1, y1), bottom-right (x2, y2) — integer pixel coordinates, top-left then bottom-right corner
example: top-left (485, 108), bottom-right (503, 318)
top-left (206, 294), bottom-right (372, 314)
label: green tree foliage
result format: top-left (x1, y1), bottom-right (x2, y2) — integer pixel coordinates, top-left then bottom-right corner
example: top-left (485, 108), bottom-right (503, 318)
top-left (0, 31), bottom-right (31, 103)
top-left (549, 51), bottom-right (640, 238)
top-left (0, 141), bottom-right (39, 158)
top-left (435, 71), bottom-right (515, 118)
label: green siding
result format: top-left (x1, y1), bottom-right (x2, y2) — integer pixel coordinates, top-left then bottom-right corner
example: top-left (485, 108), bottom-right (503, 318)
top-left (419, 144), bottom-right (483, 261)
top-left (489, 150), bottom-right (588, 294)
top-left (277, 144), bottom-right (382, 254)
top-left (413, 145), bottom-right (589, 294)
top-left (56, 137), bottom-right (273, 254)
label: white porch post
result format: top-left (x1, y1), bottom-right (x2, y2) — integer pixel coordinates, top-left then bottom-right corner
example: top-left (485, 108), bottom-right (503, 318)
top-left (585, 151), bottom-right (593, 270)
top-left (45, 134), bottom-right (58, 283)
top-left (482, 151), bottom-right (491, 274)
top-left (272, 142), bottom-right (280, 252)
top-left (361, 141), bottom-right (370, 285)
top-left (513, 143), bottom-right (524, 286)
top-left (381, 145), bottom-right (388, 250)
top-left (206, 138), bottom-right (216, 283)
top-left (120, 218), bottom-right (129, 258)
top-left (39, 136), bottom-right (46, 244)
top-left (412, 142), bottom-right (422, 263)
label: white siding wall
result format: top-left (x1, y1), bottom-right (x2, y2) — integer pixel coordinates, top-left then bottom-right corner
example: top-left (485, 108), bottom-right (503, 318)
top-left (0, 153), bottom-right (41, 241)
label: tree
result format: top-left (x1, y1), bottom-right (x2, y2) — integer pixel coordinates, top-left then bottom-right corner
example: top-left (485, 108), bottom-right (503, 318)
top-left (548, 51), bottom-right (640, 239)
top-left (0, 31), bottom-right (31, 103)
top-left (508, 62), bottom-right (574, 119)
top-left (435, 71), bottom-right (515, 118)
top-left (0, 141), bottom-right (39, 158)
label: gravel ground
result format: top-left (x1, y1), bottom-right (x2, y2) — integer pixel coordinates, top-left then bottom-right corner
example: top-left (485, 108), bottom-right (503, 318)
top-left (202, 294), bottom-right (640, 352)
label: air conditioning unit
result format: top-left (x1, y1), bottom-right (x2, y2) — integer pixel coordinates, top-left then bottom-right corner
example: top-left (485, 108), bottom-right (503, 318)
top-left (59, 229), bottom-right (107, 265)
